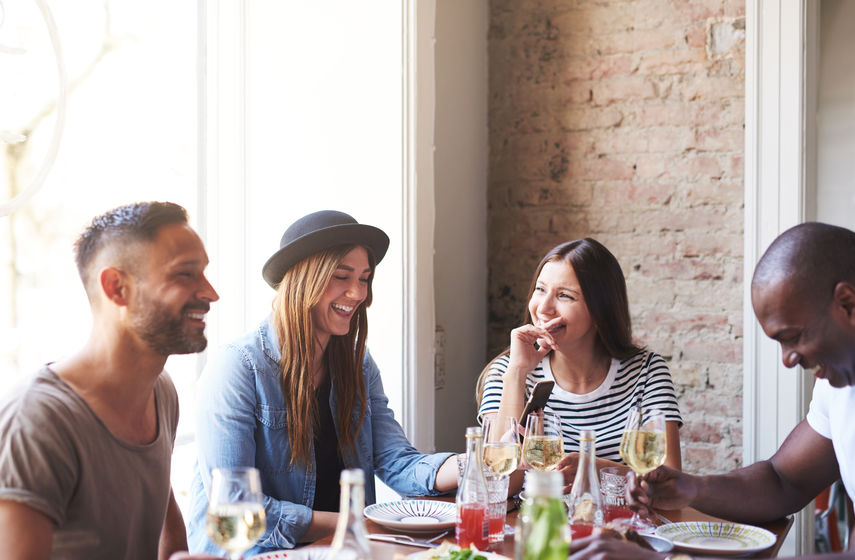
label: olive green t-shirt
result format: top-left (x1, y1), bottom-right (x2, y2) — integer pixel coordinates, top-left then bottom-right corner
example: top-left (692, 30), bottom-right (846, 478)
top-left (0, 366), bottom-right (178, 559)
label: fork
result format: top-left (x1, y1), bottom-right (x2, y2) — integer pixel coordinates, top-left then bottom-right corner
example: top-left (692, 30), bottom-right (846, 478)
top-left (368, 529), bottom-right (450, 548)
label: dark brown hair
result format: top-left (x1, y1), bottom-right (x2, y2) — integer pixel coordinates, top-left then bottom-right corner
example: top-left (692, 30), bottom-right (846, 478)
top-left (477, 238), bottom-right (641, 402)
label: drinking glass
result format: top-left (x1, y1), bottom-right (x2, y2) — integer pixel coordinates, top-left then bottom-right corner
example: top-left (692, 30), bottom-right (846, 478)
top-left (206, 467), bottom-right (267, 559)
top-left (618, 407), bottom-right (666, 531)
top-left (482, 414), bottom-right (522, 477)
top-left (522, 412), bottom-right (564, 472)
top-left (482, 414), bottom-right (521, 541)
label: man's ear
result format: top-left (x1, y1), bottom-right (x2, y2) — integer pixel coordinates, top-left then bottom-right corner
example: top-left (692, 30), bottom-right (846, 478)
top-left (99, 267), bottom-right (130, 306)
top-left (832, 281), bottom-right (855, 322)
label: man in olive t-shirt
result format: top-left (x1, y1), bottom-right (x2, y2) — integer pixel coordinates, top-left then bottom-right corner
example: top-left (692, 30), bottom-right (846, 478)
top-left (0, 202), bottom-right (221, 560)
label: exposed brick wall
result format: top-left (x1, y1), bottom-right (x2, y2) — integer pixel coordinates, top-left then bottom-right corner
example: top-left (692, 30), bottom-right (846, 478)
top-left (487, 0), bottom-right (746, 474)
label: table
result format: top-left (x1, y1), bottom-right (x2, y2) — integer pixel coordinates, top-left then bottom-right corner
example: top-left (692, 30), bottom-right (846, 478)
top-left (311, 500), bottom-right (793, 559)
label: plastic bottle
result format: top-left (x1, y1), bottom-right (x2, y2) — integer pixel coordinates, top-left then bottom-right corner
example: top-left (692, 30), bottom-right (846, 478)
top-left (566, 429), bottom-right (604, 539)
top-left (515, 470), bottom-right (570, 560)
top-left (456, 426), bottom-right (490, 550)
top-left (327, 468), bottom-right (372, 559)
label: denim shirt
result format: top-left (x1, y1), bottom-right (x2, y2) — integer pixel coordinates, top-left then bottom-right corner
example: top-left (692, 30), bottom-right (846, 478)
top-left (188, 316), bottom-right (453, 555)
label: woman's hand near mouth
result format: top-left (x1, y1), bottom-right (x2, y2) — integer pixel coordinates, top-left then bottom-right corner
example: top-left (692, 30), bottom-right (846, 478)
top-left (507, 319), bottom-right (559, 379)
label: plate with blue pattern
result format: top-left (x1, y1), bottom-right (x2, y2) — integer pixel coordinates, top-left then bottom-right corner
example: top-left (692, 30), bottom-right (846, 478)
top-left (364, 500), bottom-right (457, 533)
top-left (655, 521), bottom-right (776, 556)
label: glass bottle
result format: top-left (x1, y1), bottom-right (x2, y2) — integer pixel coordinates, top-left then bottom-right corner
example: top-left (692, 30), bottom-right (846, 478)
top-left (515, 470), bottom-right (570, 560)
top-left (456, 426), bottom-right (490, 550)
top-left (327, 468), bottom-right (371, 560)
top-left (566, 429), bottom-right (604, 538)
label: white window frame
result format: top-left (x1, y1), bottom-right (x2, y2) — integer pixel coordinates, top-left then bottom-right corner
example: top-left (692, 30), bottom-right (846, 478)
top-left (200, 0), bottom-right (437, 449)
top-left (744, 0), bottom-right (816, 553)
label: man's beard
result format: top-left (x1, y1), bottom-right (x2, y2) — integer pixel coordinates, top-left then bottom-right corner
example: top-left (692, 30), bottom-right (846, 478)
top-left (132, 298), bottom-right (209, 355)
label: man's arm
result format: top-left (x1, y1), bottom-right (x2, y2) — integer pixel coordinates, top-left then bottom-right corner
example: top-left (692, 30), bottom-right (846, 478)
top-left (690, 420), bottom-right (839, 521)
top-left (632, 419), bottom-right (840, 523)
top-left (159, 488), bottom-right (188, 560)
top-left (0, 500), bottom-right (53, 560)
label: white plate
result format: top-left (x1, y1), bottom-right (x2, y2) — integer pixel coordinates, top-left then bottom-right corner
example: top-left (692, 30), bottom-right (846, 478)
top-left (247, 547), bottom-right (330, 560)
top-left (364, 500), bottom-right (457, 533)
top-left (407, 545), bottom-right (511, 559)
top-left (655, 521), bottom-right (776, 556)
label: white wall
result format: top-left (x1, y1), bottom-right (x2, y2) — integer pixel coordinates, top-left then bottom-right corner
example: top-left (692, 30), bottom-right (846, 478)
top-left (433, 0), bottom-right (489, 452)
top-left (816, 0), bottom-right (855, 229)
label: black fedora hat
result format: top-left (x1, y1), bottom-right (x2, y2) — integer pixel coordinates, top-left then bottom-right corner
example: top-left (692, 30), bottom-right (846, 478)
top-left (262, 210), bottom-right (390, 288)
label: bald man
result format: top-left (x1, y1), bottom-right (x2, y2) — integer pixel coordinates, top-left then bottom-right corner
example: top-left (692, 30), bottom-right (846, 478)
top-left (569, 222), bottom-right (855, 560)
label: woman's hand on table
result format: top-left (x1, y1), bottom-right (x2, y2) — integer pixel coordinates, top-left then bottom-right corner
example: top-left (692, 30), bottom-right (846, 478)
top-left (627, 465), bottom-right (697, 515)
top-left (556, 452), bottom-right (580, 491)
top-left (569, 535), bottom-right (665, 560)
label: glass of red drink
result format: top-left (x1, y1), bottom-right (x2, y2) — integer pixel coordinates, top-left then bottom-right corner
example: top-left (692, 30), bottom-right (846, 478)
top-left (599, 466), bottom-right (632, 523)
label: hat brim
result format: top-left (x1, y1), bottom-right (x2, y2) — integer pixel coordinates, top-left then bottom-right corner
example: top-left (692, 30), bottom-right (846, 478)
top-left (262, 223), bottom-right (390, 288)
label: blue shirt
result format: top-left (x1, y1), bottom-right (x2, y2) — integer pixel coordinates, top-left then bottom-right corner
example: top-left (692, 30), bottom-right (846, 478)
top-left (188, 315), bottom-right (453, 554)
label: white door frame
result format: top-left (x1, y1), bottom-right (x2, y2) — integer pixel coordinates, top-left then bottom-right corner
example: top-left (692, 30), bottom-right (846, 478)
top-left (402, 0), bottom-right (438, 451)
top-left (744, 0), bottom-right (815, 553)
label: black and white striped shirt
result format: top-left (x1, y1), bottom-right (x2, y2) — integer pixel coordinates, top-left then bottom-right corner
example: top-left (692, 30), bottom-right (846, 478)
top-left (478, 350), bottom-right (682, 463)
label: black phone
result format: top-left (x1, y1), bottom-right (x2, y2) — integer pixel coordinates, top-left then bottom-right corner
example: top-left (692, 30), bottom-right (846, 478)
top-left (519, 380), bottom-right (554, 425)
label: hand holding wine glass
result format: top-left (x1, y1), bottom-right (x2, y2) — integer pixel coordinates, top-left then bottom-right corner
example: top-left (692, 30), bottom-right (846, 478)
top-left (522, 411), bottom-right (564, 471)
top-left (618, 406), bottom-right (666, 531)
top-left (206, 467), bottom-right (266, 559)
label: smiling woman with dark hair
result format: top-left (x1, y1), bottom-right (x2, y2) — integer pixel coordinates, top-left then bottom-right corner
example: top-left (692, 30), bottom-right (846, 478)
top-left (477, 238), bottom-right (683, 478)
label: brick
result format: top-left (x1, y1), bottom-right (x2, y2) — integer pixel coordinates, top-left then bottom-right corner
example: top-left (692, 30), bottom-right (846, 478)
top-left (561, 55), bottom-right (635, 82)
top-left (695, 127), bottom-right (744, 152)
top-left (637, 48), bottom-right (708, 76)
top-left (487, 0), bottom-right (746, 476)
top-left (681, 340), bottom-right (742, 364)
top-left (592, 77), bottom-right (659, 106)
top-left (592, 180), bottom-right (674, 206)
top-left (682, 180), bottom-right (743, 207)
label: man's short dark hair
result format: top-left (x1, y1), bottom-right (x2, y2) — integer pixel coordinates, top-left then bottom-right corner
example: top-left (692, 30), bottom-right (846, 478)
top-left (752, 222), bottom-right (855, 308)
top-left (74, 201), bottom-right (188, 297)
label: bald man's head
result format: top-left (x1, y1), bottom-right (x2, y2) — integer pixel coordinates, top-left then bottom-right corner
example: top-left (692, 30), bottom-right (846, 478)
top-left (752, 222), bottom-right (855, 309)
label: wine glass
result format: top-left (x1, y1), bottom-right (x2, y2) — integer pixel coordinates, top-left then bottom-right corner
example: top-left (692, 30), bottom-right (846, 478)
top-left (482, 414), bottom-right (522, 540)
top-left (482, 414), bottom-right (522, 477)
top-left (206, 467), bottom-right (267, 559)
top-left (522, 411), bottom-right (564, 471)
top-left (618, 407), bottom-right (666, 531)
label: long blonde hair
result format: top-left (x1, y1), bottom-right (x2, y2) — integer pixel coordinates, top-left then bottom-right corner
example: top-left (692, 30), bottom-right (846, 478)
top-left (272, 245), bottom-right (374, 467)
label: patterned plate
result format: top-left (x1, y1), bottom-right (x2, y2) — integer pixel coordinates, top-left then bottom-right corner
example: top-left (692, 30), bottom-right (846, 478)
top-left (655, 522), bottom-right (776, 556)
top-left (247, 546), bottom-right (330, 560)
top-left (364, 500), bottom-right (457, 533)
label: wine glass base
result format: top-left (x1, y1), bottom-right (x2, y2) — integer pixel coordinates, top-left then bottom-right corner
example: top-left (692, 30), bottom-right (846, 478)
top-left (612, 515), bottom-right (657, 535)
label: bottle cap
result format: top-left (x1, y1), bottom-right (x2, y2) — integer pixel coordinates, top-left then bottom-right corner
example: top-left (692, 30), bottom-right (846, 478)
top-left (340, 468), bottom-right (365, 485)
top-left (465, 426), bottom-right (483, 438)
top-left (579, 429), bottom-right (595, 441)
top-left (524, 470), bottom-right (563, 497)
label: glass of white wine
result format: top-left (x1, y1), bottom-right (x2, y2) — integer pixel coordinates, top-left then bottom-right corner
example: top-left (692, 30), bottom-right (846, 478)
top-left (483, 414), bottom-right (522, 476)
top-left (522, 411), bottom-right (564, 471)
top-left (483, 414), bottom-right (522, 538)
top-left (618, 406), bottom-right (666, 531)
top-left (206, 467), bottom-right (267, 559)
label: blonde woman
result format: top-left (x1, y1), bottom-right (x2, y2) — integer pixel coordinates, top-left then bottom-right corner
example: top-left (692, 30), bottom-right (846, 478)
top-left (188, 211), bottom-right (457, 555)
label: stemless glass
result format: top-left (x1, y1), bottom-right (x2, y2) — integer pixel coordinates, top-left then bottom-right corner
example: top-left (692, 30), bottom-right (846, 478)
top-left (206, 467), bottom-right (267, 560)
top-left (522, 412), bottom-right (564, 472)
top-left (482, 414), bottom-right (521, 541)
top-left (618, 407), bottom-right (666, 531)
